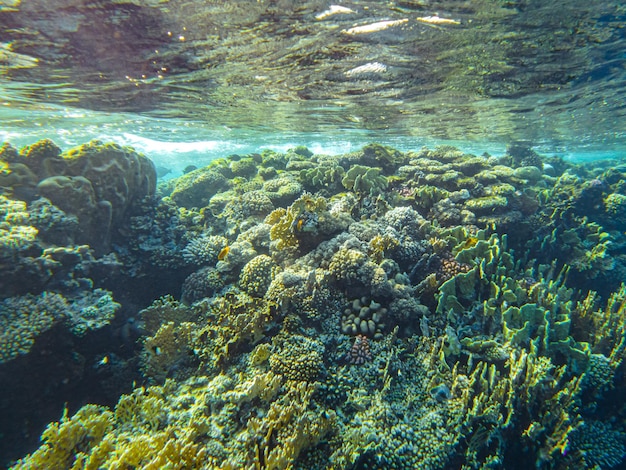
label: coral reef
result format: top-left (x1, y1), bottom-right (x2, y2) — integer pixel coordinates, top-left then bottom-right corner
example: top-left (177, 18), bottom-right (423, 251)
top-left (7, 141), bottom-right (626, 470)
top-left (0, 288), bottom-right (119, 363)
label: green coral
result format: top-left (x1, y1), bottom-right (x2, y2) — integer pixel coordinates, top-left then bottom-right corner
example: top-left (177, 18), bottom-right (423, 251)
top-left (170, 166), bottom-right (228, 209)
top-left (51, 140), bottom-right (156, 224)
top-left (341, 164), bottom-right (388, 196)
top-left (229, 156), bottom-right (258, 177)
top-left (19, 138), bottom-right (62, 176)
top-left (360, 143), bottom-right (403, 171)
top-left (65, 289), bottom-right (120, 336)
top-left (464, 195), bottom-right (508, 214)
top-left (300, 164), bottom-right (345, 191)
top-left (414, 185), bottom-right (449, 212)
top-left (12, 141), bottom-right (626, 470)
top-left (0, 195), bottom-right (38, 258)
top-left (19, 140), bottom-right (159, 252)
top-left (0, 288), bottom-right (119, 361)
top-left (605, 192), bottom-right (626, 218)
top-left (263, 175), bottom-right (303, 207)
top-left (141, 321), bottom-right (197, 382)
top-left (513, 165), bottom-right (543, 181)
top-left (0, 142), bottom-right (19, 163)
top-left (239, 190), bottom-right (274, 216)
top-left (266, 193), bottom-right (344, 256)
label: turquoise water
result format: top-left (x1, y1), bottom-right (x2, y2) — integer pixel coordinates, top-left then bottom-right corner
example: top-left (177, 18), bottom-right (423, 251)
top-left (2, 0), bottom-right (625, 164)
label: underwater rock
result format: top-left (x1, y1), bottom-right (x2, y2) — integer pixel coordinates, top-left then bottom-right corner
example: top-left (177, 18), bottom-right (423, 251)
top-left (2, 139), bottom-right (158, 253)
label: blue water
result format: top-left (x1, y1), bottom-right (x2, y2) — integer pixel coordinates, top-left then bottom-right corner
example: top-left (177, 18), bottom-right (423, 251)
top-left (2, 102), bottom-right (624, 180)
top-left (2, 0), bottom-right (625, 170)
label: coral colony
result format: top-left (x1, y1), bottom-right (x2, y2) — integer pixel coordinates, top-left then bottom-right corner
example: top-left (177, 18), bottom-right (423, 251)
top-left (2, 140), bottom-right (626, 468)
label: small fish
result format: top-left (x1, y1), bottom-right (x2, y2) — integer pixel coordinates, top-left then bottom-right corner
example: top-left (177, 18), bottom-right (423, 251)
top-left (342, 18), bottom-right (408, 35)
top-left (416, 15), bottom-right (461, 25)
top-left (98, 355), bottom-right (109, 366)
top-left (217, 246), bottom-right (230, 261)
top-left (155, 166), bottom-right (172, 178)
top-left (296, 219), bottom-right (305, 231)
top-left (462, 237), bottom-right (479, 249)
